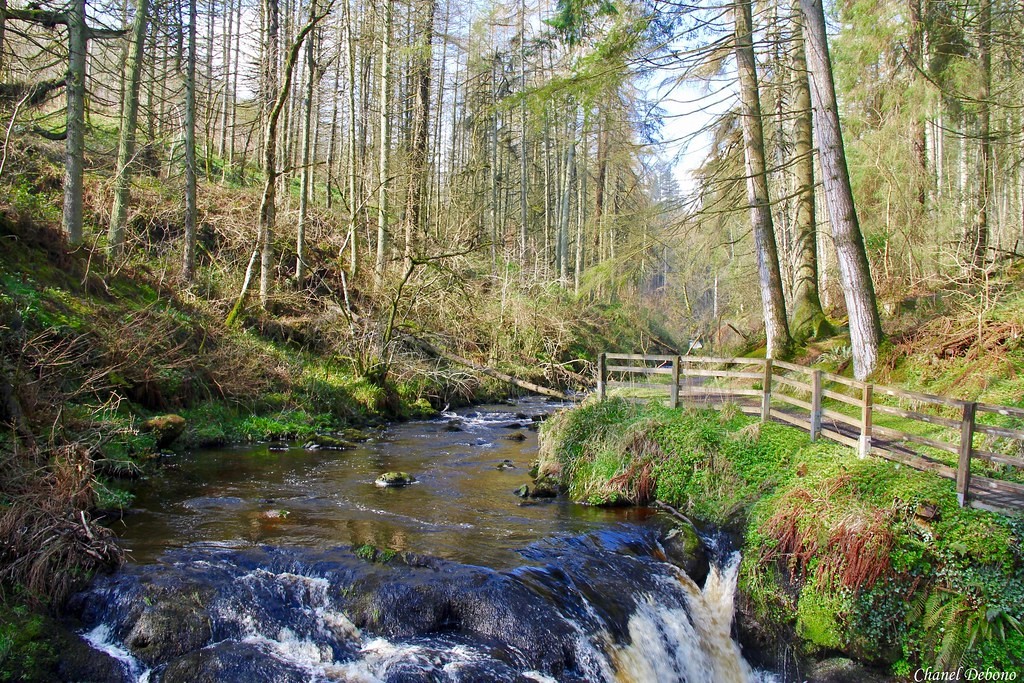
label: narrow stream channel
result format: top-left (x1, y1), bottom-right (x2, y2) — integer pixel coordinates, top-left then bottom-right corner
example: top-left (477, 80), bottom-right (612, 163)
top-left (72, 398), bottom-right (778, 682)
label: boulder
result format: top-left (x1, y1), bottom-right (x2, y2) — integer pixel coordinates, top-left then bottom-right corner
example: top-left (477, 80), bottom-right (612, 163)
top-left (513, 485), bottom-right (529, 498)
top-left (530, 475), bottom-right (561, 498)
top-left (660, 523), bottom-right (709, 586)
top-left (375, 472), bottom-right (416, 487)
top-left (140, 414), bottom-right (186, 448)
top-left (302, 434), bottom-right (355, 451)
top-left (495, 459), bottom-right (516, 470)
top-left (445, 420), bottom-right (464, 432)
top-left (503, 431), bottom-right (527, 442)
top-left (805, 657), bottom-right (891, 683)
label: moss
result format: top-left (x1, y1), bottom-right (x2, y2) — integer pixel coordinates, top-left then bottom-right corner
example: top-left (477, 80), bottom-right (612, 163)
top-left (542, 399), bottom-right (1024, 671)
top-left (0, 602), bottom-right (58, 682)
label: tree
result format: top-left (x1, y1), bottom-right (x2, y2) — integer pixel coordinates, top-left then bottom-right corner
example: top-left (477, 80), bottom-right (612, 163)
top-left (735, 0), bottom-right (792, 358)
top-left (182, 0), bottom-right (198, 280)
top-left (788, 0), bottom-right (831, 342)
top-left (374, 0), bottom-right (393, 287)
top-left (108, 0), bottom-right (152, 255)
top-left (800, 0), bottom-right (883, 379)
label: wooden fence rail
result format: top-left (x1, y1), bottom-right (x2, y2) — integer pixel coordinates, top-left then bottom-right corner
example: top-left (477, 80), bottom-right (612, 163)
top-left (597, 352), bottom-right (1024, 513)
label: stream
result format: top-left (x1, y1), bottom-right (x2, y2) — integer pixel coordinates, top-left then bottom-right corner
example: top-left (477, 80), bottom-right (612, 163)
top-left (70, 398), bottom-right (778, 682)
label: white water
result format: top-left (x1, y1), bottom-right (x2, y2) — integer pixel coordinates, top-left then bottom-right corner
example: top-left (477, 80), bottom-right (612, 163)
top-left (81, 624), bottom-right (152, 683)
top-left (83, 552), bottom-right (775, 683)
top-left (614, 553), bottom-right (777, 683)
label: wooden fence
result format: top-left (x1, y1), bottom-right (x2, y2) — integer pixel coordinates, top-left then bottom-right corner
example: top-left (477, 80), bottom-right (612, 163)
top-left (597, 353), bottom-right (1024, 513)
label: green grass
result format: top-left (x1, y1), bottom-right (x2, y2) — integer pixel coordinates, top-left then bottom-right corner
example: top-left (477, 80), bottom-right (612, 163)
top-left (541, 397), bottom-right (1024, 672)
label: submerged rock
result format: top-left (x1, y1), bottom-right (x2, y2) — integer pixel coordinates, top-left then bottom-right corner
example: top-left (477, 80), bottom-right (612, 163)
top-left (141, 414), bottom-right (186, 448)
top-left (303, 434), bottom-right (355, 451)
top-left (513, 484), bottom-right (529, 498)
top-left (161, 642), bottom-right (311, 683)
top-left (503, 431), bottom-right (527, 442)
top-left (267, 442), bottom-right (290, 453)
top-left (530, 475), bottom-right (562, 498)
top-left (445, 420), bottom-right (464, 432)
top-left (375, 471), bottom-right (417, 487)
top-left (496, 459), bottom-right (517, 470)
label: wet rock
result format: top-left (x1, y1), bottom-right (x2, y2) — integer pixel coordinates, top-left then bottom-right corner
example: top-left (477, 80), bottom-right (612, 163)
top-left (56, 631), bottom-right (133, 683)
top-left (445, 420), bottom-right (464, 432)
top-left (503, 423), bottom-right (525, 429)
top-left (529, 476), bottom-right (561, 499)
top-left (267, 442), bottom-right (290, 453)
top-left (140, 414), bottom-right (186, 448)
top-left (530, 415), bottom-right (547, 423)
top-left (513, 484), bottom-right (529, 498)
top-left (123, 594), bottom-right (213, 666)
top-left (496, 459), bottom-right (517, 470)
top-left (303, 434), bottom-right (355, 451)
top-left (527, 461), bottom-right (540, 479)
top-left (805, 657), bottom-right (891, 683)
top-left (260, 509), bottom-right (289, 520)
top-left (515, 412), bottom-right (529, 420)
top-left (503, 431), bottom-right (527, 442)
top-left (526, 423), bottom-right (540, 432)
top-left (161, 642), bottom-right (311, 683)
top-left (660, 523), bottom-right (709, 586)
top-left (375, 471), bottom-right (417, 487)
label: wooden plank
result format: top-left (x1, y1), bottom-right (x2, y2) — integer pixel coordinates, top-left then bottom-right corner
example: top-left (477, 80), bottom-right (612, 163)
top-left (773, 359), bottom-right (813, 374)
top-left (969, 498), bottom-right (1021, 513)
top-left (873, 404), bottom-right (961, 429)
top-left (606, 353), bottom-right (677, 362)
top-left (678, 388), bottom-right (762, 398)
top-left (820, 427), bottom-right (860, 449)
top-left (874, 384), bottom-right (966, 409)
top-left (678, 356), bottom-right (765, 366)
top-left (821, 371), bottom-right (862, 389)
top-left (773, 375), bottom-right (811, 393)
top-left (607, 365), bottom-right (674, 375)
top-left (773, 392), bottom-right (813, 412)
top-left (770, 408), bottom-right (811, 430)
top-left (957, 402), bottom-right (977, 507)
top-left (872, 424), bottom-right (959, 455)
top-left (871, 447), bottom-right (956, 479)
top-left (739, 405), bottom-right (764, 415)
top-left (973, 449), bottom-right (1024, 469)
top-left (680, 368), bottom-right (762, 380)
top-left (607, 381), bottom-right (671, 391)
top-left (821, 407), bottom-right (862, 429)
top-left (970, 476), bottom-right (1024, 495)
top-left (976, 402), bottom-right (1024, 419)
top-left (973, 423), bottom-right (1024, 441)
top-left (822, 388), bottom-right (863, 408)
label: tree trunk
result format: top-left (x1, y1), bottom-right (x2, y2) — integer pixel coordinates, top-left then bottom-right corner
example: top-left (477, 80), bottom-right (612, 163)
top-left (558, 112), bottom-right (575, 284)
top-left (375, 0), bottom-right (393, 286)
top-left (64, 0), bottom-right (88, 245)
top-left (183, 0), bottom-right (198, 280)
top-left (800, 0), bottom-right (883, 379)
top-left (345, 0), bottom-right (359, 274)
top-left (296, 0), bottom-right (318, 287)
top-left (735, 0), bottom-right (792, 358)
top-left (967, 0), bottom-right (991, 277)
top-left (107, 0), bottom-right (151, 254)
top-left (404, 0), bottom-right (435, 266)
top-left (259, 0), bottom-right (280, 307)
top-left (789, 0), bottom-right (831, 342)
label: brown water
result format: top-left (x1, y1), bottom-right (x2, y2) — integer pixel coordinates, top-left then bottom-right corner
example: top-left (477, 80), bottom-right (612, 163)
top-left (113, 398), bottom-right (656, 567)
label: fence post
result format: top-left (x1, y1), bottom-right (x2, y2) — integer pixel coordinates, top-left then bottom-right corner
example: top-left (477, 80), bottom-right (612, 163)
top-left (957, 401), bottom-right (977, 507)
top-left (597, 353), bottom-right (607, 401)
top-left (760, 359), bottom-right (773, 422)
top-left (858, 383), bottom-right (873, 458)
top-left (810, 369), bottom-right (822, 442)
top-left (670, 355), bottom-right (680, 409)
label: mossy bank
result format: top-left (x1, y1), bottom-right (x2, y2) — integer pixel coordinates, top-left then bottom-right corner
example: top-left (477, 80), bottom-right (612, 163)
top-left (539, 398), bottom-right (1024, 677)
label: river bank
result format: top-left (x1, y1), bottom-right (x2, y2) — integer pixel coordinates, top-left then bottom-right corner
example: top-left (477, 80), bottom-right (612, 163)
top-left (538, 398), bottom-right (1024, 679)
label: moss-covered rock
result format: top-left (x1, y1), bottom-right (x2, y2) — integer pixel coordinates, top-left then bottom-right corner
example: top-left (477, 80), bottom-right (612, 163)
top-left (303, 434), bottom-right (355, 450)
top-left (374, 472), bottom-right (416, 487)
top-left (141, 414), bottom-right (187, 448)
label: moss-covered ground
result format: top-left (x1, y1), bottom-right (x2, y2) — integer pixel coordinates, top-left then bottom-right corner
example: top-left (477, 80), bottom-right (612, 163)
top-left (539, 397), bottom-right (1024, 675)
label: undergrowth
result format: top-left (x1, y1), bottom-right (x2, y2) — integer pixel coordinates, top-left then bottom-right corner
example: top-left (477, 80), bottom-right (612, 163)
top-left (540, 397), bottom-right (1024, 673)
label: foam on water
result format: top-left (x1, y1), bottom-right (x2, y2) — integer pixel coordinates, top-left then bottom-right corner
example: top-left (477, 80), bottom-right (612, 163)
top-left (81, 624), bottom-right (151, 683)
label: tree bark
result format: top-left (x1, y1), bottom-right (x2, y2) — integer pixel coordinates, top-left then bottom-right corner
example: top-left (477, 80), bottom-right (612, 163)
top-left (65, 0), bottom-right (87, 244)
top-left (789, 0), bottom-right (831, 342)
top-left (735, 0), bottom-right (792, 358)
top-left (967, 0), bottom-right (991, 277)
top-left (107, 0), bottom-right (151, 254)
top-left (374, 0), bottom-right (393, 286)
top-left (403, 0), bottom-right (435, 266)
top-left (259, 0), bottom-right (280, 307)
top-left (296, 0), bottom-right (318, 286)
top-left (800, 0), bottom-right (883, 379)
top-left (183, 0), bottom-right (198, 280)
